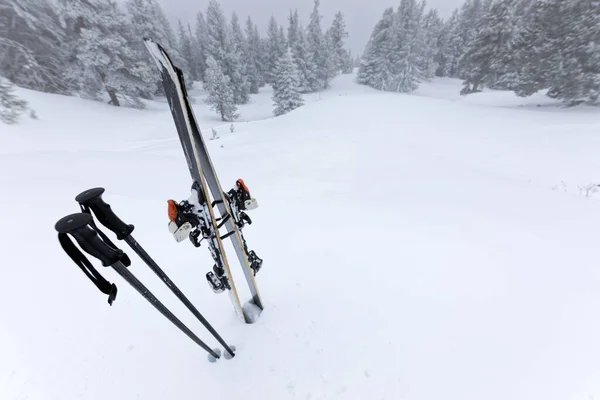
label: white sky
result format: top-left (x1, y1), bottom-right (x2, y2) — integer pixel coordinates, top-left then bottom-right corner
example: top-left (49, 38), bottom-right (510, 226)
top-left (156, 0), bottom-right (465, 54)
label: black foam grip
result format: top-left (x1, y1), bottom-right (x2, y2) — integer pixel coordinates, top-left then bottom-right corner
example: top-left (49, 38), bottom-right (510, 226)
top-left (55, 213), bottom-right (123, 266)
top-left (76, 188), bottom-right (134, 240)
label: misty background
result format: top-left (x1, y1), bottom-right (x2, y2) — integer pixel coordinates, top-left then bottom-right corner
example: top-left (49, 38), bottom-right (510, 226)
top-left (154, 0), bottom-right (463, 54)
top-left (2, 0), bottom-right (598, 125)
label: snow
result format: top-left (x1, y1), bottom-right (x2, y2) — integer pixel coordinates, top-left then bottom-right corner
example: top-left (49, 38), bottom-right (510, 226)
top-left (2, 74), bottom-right (600, 400)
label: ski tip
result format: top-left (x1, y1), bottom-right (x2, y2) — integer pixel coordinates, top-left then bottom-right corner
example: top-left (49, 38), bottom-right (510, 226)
top-left (143, 38), bottom-right (168, 72)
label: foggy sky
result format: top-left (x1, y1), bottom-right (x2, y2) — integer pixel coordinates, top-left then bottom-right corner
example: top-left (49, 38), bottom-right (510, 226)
top-left (157, 0), bottom-right (464, 54)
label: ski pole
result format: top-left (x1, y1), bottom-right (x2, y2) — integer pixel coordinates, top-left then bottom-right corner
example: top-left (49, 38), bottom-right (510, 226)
top-left (74, 188), bottom-right (235, 359)
top-left (55, 212), bottom-right (223, 362)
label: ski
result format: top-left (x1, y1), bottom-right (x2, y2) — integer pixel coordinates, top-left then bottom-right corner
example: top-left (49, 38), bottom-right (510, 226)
top-left (143, 38), bottom-right (263, 323)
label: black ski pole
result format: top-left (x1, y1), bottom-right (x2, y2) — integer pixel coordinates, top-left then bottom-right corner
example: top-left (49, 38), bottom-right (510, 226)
top-left (55, 212), bottom-right (223, 362)
top-left (74, 188), bottom-right (235, 359)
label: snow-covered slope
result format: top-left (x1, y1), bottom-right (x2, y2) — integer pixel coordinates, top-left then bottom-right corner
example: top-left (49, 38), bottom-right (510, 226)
top-left (2, 75), bottom-right (600, 400)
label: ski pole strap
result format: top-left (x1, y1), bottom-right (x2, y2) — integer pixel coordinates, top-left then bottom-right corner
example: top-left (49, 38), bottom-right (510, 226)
top-left (55, 213), bottom-right (128, 305)
top-left (58, 232), bottom-right (118, 305)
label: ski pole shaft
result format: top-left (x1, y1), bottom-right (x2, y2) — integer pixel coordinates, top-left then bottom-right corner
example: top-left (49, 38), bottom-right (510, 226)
top-left (123, 235), bottom-right (235, 358)
top-left (56, 213), bottom-right (221, 360)
top-left (75, 188), bottom-right (235, 358)
top-left (110, 262), bottom-right (222, 360)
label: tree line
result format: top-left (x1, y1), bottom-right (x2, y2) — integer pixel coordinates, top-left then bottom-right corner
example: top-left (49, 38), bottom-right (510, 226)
top-left (0, 0), bottom-right (354, 123)
top-left (358, 0), bottom-right (600, 106)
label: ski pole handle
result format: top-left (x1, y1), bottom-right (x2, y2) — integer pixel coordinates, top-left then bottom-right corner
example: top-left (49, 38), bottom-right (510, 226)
top-left (75, 188), bottom-right (134, 240)
top-left (55, 213), bottom-right (124, 267)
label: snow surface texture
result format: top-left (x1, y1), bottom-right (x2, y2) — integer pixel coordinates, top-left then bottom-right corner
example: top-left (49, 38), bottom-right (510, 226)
top-left (1, 75), bottom-right (600, 400)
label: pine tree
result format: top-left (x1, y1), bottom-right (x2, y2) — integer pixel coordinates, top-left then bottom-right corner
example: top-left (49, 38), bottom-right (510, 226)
top-left (60, 0), bottom-right (154, 107)
top-left (326, 11), bottom-right (351, 73)
top-left (0, 0), bottom-right (69, 93)
top-left (357, 7), bottom-right (396, 90)
top-left (126, 0), bottom-right (189, 91)
top-left (288, 9), bottom-right (300, 49)
top-left (390, 0), bottom-right (426, 93)
top-left (266, 16), bottom-right (285, 84)
top-left (228, 12), bottom-right (250, 103)
top-left (541, 0), bottom-right (600, 104)
top-left (291, 24), bottom-right (314, 93)
top-left (287, 10), bottom-right (311, 92)
top-left (0, 76), bottom-right (29, 124)
top-left (194, 11), bottom-right (208, 81)
top-left (253, 25), bottom-right (267, 88)
top-left (455, 0), bottom-right (487, 79)
top-left (306, 0), bottom-right (329, 90)
top-left (421, 9), bottom-right (443, 81)
top-left (341, 49), bottom-right (354, 74)
top-left (272, 51), bottom-right (304, 116)
top-left (278, 25), bottom-right (287, 52)
top-left (459, 0), bottom-right (518, 94)
top-left (204, 56), bottom-right (238, 121)
top-left (442, 9), bottom-right (463, 77)
top-left (245, 16), bottom-right (261, 93)
top-left (204, 1), bottom-right (247, 104)
top-left (205, 0), bottom-right (230, 68)
top-left (177, 20), bottom-right (194, 80)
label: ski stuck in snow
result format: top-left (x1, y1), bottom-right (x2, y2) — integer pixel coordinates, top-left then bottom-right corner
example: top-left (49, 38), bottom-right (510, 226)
top-left (144, 38), bottom-right (264, 324)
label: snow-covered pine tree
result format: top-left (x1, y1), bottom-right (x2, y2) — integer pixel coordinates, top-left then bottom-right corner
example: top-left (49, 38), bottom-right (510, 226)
top-left (459, 0), bottom-right (518, 94)
top-left (187, 24), bottom-right (202, 82)
top-left (326, 11), bottom-right (351, 74)
top-left (508, 0), bottom-right (549, 97)
top-left (357, 7), bottom-right (396, 90)
top-left (1, 0), bottom-right (69, 94)
top-left (322, 31), bottom-right (337, 87)
top-left (266, 16), bottom-right (285, 84)
top-left (205, 0), bottom-right (230, 71)
top-left (341, 49), bottom-right (354, 74)
top-left (287, 10), bottom-right (310, 92)
top-left (204, 1), bottom-right (248, 104)
top-left (278, 25), bottom-right (287, 52)
top-left (389, 0), bottom-right (426, 93)
top-left (228, 11), bottom-right (250, 103)
top-left (272, 50), bottom-right (304, 116)
top-left (420, 9), bottom-right (443, 81)
top-left (244, 16), bottom-right (261, 94)
top-left (253, 24), bottom-right (267, 88)
top-left (60, 0), bottom-right (154, 107)
top-left (288, 9), bottom-right (300, 49)
top-left (455, 0), bottom-right (487, 79)
top-left (306, 0), bottom-right (329, 91)
top-left (291, 22), bottom-right (314, 93)
top-left (435, 13), bottom-right (451, 77)
top-left (194, 11), bottom-right (208, 81)
top-left (125, 0), bottom-right (189, 91)
top-left (204, 56), bottom-right (238, 121)
top-left (440, 9), bottom-right (463, 77)
top-left (545, 0), bottom-right (600, 105)
top-left (177, 20), bottom-right (194, 80)
top-left (0, 76), bottom-right (29, 124)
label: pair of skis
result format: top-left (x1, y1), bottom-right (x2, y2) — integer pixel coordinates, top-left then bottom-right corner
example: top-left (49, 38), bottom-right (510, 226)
top-left (55, 188), bottom-right (235, 362)
top-left (144, 38), bottom-right (264, 324)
